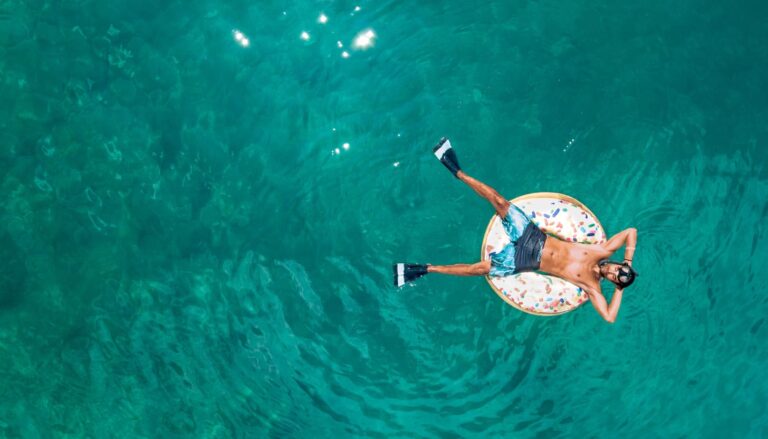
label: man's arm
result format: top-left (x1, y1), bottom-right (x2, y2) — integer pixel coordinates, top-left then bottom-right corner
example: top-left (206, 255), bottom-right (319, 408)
top-left (602, 228), bottom-right (637, 263)
top-left (586, 287), bottom-right (624, 324)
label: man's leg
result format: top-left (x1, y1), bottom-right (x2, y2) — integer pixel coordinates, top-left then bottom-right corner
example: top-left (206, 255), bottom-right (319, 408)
top-left (456, 171), bottom-right (510, 218)
top-left (433, 138), bottom-right (510, 217)
top-left (394, 260), bottom-right (491, 286)
top-left (428, 260), bottom-right (490, 276)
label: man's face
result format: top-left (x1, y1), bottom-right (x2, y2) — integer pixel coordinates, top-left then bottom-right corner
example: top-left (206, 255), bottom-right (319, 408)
top-left (600, 263), bottom-right (622, 284)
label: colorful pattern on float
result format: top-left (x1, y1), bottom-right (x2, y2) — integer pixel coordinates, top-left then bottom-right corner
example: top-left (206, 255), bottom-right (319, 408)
top-left (481, 193), bottom-right (607, 315)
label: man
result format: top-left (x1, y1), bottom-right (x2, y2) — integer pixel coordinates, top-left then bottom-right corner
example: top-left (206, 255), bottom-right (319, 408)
top-left (394, 138), bottom-right (638, 323)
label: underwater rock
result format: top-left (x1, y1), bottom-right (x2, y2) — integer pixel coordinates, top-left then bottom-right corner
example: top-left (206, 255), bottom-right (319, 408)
top-left (133, 48), bottom-right (179, 92)
top-left (66, 56), bottom-right (98, 81)
top-left (5, 39), bottom-right (38, 71)
top-left (180, 124), bottom-right (229, 172)
top-left (32, 21), bottom-right (59, 45)
top-left (0, 16), bottom-right (29, 47)
top-left (0, 230), bottom-right (28, 309)
top-left (62, 26), bottom-right (90, 54)
top-left (14, 92), bottom-right (49, 122)
top-left (0, 132), bottom-right (19, 161)
top-left (109, 77), bottom-right (137, 105)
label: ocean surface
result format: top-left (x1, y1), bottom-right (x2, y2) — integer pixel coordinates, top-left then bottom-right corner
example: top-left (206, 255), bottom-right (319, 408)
top-left (2, 0), bottom-right (767, 437)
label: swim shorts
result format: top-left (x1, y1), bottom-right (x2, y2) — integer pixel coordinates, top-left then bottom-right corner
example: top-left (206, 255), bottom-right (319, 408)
top-left (489, 204), bottom-right (546, 276)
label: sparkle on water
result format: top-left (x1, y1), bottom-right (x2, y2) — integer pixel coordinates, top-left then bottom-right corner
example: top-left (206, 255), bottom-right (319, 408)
top-left (353, 29), bottom-right (376, 49)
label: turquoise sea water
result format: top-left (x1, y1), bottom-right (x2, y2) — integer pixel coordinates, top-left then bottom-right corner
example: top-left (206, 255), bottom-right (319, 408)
top-left (2, 0), bottom-right (768, 437)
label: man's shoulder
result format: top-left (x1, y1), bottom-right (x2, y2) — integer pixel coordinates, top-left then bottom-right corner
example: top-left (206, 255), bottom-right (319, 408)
top-left (585, 241), bottom-right (613, 258)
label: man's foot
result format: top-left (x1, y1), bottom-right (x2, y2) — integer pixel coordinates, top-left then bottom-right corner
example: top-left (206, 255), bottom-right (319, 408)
top-left (393, 263), bottom-right (429, 287)
top-left (433, 138), bottom-right (461, 178)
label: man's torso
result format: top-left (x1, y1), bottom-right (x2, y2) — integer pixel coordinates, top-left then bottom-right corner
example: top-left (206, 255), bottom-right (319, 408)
top-left (539, 238), bottom-right (611, 292)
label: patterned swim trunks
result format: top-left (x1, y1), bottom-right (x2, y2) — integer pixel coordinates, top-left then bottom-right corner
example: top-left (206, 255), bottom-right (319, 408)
top-left (489, 204), bottom-right (532, 276)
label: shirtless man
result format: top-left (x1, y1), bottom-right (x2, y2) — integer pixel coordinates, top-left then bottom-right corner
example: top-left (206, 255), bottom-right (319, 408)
top-left (394, 138), bottom-right (638, 323)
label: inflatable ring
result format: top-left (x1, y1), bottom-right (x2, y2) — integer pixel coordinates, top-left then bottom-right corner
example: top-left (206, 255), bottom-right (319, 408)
top-left (481, 193), bottom-right (607, 315)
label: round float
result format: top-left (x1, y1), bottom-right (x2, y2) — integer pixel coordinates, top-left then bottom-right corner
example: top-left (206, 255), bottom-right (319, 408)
top-left (481, 193), bottom-right (607, 315)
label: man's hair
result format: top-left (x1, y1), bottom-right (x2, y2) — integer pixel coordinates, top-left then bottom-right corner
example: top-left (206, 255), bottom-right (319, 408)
top-left (599, 260), bottom-right (638, 289)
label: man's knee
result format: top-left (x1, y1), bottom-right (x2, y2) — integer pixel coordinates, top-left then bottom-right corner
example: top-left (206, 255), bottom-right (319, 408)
top-left (473, 261), bottom-right (491, 275)
top-left (495, 199), bottom-right (510, 217)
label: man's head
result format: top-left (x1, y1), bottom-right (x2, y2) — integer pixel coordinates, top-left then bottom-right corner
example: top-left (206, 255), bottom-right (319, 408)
top-left (598, 260), bottom-right (638, 289)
